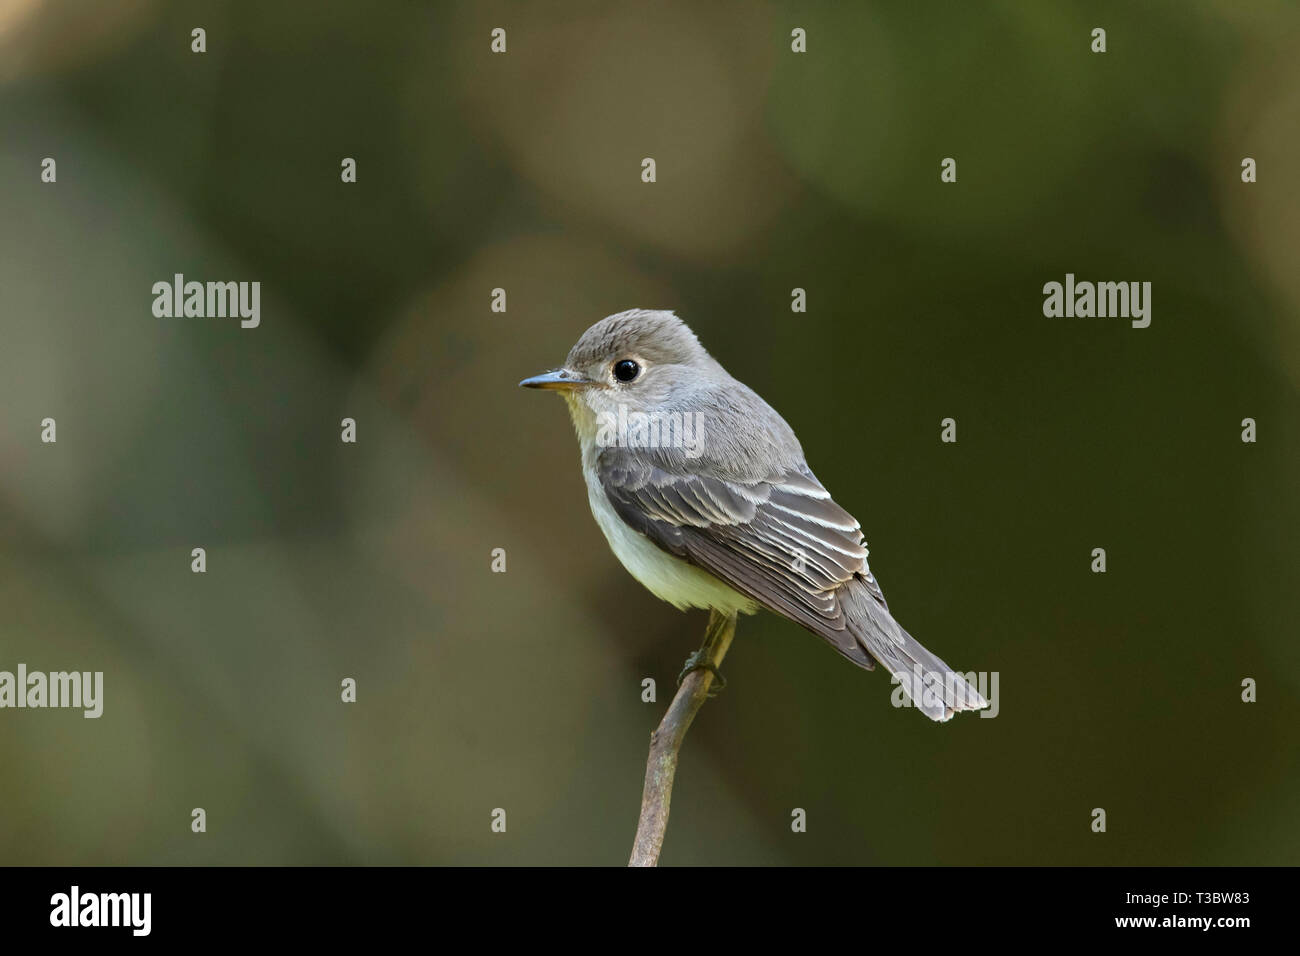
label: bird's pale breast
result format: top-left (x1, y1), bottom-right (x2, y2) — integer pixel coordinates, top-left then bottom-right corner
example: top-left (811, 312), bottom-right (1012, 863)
top-left (581, 462), bottom-right (759, 615)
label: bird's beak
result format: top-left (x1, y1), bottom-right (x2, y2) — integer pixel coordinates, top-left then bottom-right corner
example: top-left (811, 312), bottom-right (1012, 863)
top-left (518, 368), bottom-right (594, 391)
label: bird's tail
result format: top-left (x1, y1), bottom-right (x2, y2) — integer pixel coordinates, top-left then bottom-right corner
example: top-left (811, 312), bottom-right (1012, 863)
top-left (842, 581), bottom-right (987, 722)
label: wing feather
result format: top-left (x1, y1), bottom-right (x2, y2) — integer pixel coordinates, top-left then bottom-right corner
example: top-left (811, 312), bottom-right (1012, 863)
top-left (596, 449), bottom-right (890, 651)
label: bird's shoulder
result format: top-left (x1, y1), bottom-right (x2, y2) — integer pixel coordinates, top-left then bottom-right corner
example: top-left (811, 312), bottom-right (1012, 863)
top-left (654, 376), bottom-right (807, 483)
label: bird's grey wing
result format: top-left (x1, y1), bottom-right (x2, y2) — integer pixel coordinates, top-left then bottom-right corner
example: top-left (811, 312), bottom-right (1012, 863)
top-left (597, 448), bottom-right (888, 667)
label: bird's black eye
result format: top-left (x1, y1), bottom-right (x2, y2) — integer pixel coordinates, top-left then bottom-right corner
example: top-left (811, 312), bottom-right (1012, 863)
top-left (613, 359), bottom-right (640, 383)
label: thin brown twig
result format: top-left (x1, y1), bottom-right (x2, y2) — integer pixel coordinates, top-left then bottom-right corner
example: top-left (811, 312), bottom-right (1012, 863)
top-left (628, 608), bottom-right (737, 867)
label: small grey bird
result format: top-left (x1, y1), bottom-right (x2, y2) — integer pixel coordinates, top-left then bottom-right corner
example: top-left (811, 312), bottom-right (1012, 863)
top-left (521, 309), bottom-right (985, 720)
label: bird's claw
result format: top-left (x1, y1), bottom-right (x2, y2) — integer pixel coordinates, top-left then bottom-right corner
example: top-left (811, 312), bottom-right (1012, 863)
top-left (677, 649), bottom-right (727, 696)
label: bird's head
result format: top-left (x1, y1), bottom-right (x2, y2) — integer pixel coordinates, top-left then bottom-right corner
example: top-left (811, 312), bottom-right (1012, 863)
top-left (519, 310), bottom-right (720, 427)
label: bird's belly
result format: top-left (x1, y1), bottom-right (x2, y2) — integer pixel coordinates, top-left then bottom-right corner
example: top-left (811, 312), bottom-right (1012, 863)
top-left (584, 471), bottom-right (758, 615)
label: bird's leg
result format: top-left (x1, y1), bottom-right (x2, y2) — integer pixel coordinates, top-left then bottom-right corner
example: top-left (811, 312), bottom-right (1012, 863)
top-left (676, 610), bottom-right (735, 696)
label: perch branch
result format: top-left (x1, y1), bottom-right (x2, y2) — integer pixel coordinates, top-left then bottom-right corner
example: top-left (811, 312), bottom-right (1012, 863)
top-left (628, 608), bottom-right (737, 867)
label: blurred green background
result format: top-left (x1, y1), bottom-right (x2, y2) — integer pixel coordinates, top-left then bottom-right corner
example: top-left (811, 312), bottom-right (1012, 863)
top-left (1, 0), bottom-right (1297, 865)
